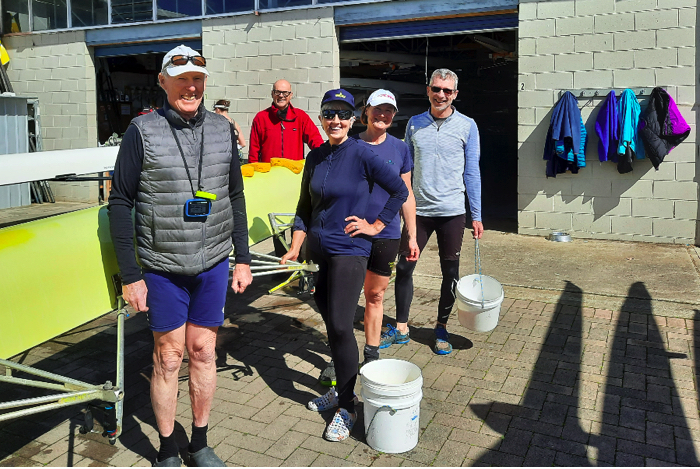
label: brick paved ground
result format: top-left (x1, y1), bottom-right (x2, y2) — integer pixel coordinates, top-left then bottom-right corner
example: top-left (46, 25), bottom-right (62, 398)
top-left (1, 253), bottom-right (700, 466)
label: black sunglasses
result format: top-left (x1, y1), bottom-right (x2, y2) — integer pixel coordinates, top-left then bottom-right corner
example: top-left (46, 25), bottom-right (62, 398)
top-left (430, 86), bottom-right (455, 96)
top-left (165, 55), bottom-right (207, 69)
top-left (273, 90), bottom-right (292, 97)
top-left (322, 109), bottom-right (353, 120)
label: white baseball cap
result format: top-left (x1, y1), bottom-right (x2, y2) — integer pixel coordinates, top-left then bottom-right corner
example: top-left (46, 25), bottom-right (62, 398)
top-left (366, 89), bottom-right (398, 112)
top-left (161, 45), bottom-right (209, 77)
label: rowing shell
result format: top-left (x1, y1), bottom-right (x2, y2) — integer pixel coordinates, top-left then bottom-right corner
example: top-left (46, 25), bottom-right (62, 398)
top-left (0, 165), bottom-right (302, 359)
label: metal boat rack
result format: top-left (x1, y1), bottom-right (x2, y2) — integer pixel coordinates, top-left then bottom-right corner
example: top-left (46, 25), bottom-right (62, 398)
top-left (239, 213), bottom-right (318, 294)
top-left (0, 298), bottom-right (127, 445)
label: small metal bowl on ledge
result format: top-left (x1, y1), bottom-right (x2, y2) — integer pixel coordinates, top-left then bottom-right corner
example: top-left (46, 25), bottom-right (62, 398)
top-left (547, 231), bottom-right (572, 242)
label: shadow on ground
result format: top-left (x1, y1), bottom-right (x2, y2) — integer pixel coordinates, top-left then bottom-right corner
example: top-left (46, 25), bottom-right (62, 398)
top-left (0, 274), bottom-right (337, 466)
top-left (470, 281), bottom-right (699, 466)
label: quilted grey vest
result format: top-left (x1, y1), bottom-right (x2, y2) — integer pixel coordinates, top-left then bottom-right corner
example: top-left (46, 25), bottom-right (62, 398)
top-left (132, 104), bottom-right (234, 275)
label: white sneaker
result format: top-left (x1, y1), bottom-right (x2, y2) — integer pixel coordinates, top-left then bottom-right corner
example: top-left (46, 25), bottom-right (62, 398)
top-left (307, 387), bottom-right (338, 412)
top-left (324, 408), bottom-right (356, 442)
top-left (307, 387), bottom-right (360, 412)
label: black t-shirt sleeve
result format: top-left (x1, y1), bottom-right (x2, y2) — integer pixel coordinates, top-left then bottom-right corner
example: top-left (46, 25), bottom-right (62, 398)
top-left (107, 124), bottom-right (144, 285)
top-left (229, 123), bottom-right (251, 264)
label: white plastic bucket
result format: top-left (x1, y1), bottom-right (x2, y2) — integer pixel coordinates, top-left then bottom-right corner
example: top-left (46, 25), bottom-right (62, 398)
top-left (360, 359), bottom-right (423, 453)
top-left (456, 274), bottom-right (504, 332)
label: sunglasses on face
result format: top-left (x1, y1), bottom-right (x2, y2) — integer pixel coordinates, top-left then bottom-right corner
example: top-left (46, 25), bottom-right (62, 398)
top-left (430, 86), bottom-right (455, 96)
top-left (165, 55), bottom-right (207, 68)
top-left (322, 109), bottom-right (353, 120)
top-left (273, 90), bottom-right (292, 97)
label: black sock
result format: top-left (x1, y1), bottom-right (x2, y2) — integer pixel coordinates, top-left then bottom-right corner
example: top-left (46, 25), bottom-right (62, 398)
top-left (157, 432), bottom-right (179, 462)
top-left (363, 344), bottom-right (379, 362)
top-left (189, 424), bottom-right (208, 454)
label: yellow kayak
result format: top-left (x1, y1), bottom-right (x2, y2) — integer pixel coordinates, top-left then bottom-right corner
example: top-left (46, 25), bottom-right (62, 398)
top-left (0, 165), bottom-right (302, 359)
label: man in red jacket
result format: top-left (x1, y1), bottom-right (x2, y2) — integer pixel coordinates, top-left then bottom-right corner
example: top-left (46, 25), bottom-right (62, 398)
top-left (248, 79), bottom-right (324, 163)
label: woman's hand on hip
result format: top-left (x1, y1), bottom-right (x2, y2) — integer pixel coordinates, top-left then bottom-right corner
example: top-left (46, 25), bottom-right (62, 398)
top-left (345, 216), bottom-right (385, 237)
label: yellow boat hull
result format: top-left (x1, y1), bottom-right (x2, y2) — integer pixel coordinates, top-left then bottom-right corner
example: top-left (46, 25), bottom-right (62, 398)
top-left (0, 165), bottom-right (302, 359)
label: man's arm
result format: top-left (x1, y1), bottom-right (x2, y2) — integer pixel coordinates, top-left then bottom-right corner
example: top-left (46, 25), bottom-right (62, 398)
top-left (108, 124), bottom-right (144, 284)
top-left (228, 132), bottom-right (253, 292)
top-left (108, 124), bottom-right (149, 310)
top-left (404, 118), bottom-right (415, 163)
top-left (464, 118), bottom-right (483, 239)
top-left (247, 115), bottom-right (262, 163)
top-left (302, 111), bottom-right (324, 150)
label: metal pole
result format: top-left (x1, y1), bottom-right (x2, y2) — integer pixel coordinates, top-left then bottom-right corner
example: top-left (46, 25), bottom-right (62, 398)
top-left (0, 375), bottom-right (89, 393)
top-left (0, 397), bottom-right (102, 422)
top-left (248, 265), bottom-right (309, 271)
top-left (0, 390), bottom-right (101, 411)
top-left (0, 358), bottom-right (98, 390)
top-left (249, 251), bottom-right (301, 265)
top-left (114, 304), bottom-right (126, 438)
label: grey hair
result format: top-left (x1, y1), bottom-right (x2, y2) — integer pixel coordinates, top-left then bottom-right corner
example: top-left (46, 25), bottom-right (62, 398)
top-left (429, 68), bottom-right (459, 90)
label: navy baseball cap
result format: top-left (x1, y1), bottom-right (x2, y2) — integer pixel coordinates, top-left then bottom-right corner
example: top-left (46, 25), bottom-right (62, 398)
top-left (321, 89), bottom-right (355, 109)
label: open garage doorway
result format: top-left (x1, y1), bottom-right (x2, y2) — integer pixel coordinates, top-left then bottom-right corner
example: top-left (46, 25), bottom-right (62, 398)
top-left (339, 31), bottom-right (518, 232)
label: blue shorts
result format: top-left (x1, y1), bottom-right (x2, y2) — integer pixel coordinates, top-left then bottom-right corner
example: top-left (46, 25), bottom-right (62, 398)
top-left (143, 259), bottom-right (229, 332)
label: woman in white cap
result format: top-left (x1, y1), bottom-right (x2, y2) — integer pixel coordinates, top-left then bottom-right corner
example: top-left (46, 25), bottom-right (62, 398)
top-left (354, 89), bottom-right (419, 364)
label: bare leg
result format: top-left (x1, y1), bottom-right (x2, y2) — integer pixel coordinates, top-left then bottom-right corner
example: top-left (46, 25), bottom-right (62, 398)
top-left (185, 323), bottom-right (218, 427)
top-left (363, 271), bottom-right (391, 347)
top-left (151, 325), bottom-right (187, 437)
top-left (396, 321), bottom-right (409, 335)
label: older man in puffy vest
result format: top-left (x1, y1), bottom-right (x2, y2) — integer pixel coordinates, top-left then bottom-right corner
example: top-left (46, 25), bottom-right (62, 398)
top-left (108, 45), bottom-right (252, 467)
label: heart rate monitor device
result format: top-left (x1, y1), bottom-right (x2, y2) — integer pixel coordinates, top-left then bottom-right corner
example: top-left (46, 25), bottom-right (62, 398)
top-left (185, 198), bottom-right (211, 217)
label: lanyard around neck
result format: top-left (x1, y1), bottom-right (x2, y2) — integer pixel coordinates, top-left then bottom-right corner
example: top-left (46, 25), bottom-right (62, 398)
top-left (169, 118), bottom-right (205, 198)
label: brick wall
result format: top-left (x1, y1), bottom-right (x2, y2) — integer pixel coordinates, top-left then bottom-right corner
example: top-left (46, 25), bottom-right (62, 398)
top-left (202, 6), bottom-right (338, 151)
top-left (517, 0), bottom-right (698, 244)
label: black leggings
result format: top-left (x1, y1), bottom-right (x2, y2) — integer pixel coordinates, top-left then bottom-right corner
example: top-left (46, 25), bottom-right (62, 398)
top-left (312, 252), bottom-right (368, 413)
top-left (395, 214), bottom-right (465, 325)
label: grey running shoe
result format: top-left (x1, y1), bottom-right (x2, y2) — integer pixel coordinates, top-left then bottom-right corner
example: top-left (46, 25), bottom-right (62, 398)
top-left (319, 360), bottom-right (336, 386)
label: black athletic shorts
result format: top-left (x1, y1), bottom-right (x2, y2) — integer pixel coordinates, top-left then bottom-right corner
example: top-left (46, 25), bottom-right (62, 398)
top-left (367, 238), bottom-right (400, 277)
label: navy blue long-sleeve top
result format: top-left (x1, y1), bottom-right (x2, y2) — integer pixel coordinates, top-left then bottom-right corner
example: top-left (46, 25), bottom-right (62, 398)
top-left (292, 137), bottom-right (409, 257)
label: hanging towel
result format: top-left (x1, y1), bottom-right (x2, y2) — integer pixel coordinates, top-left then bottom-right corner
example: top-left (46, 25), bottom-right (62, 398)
top-left (640, 87), bottom-right (691, 170)
top-left (616, 89), bottom-right (643, 174)
top-left (544, 91), bottom-right (584, 177)
top-left (595, 90), bottom-right (618, 162)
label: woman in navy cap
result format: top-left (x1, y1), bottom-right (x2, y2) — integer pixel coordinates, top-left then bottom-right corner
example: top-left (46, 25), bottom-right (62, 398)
top-left (281, 89), bottom-right (408, 441)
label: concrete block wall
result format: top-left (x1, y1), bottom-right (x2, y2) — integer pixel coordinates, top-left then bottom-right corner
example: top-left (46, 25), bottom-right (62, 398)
top-left (518, 0), bottom-right (698, 244)
top-left (3, 31), bottom-right (99, 203)
top-left (3, 31), bottom-right (98, 151)
top-left (202, 6), bottom-right (339, 153)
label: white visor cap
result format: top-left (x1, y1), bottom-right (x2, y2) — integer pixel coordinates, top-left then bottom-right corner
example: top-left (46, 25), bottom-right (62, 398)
top-left (366, 89), bottom-right (398, 112)
top-left (162, 45), bottom-right (209, 77)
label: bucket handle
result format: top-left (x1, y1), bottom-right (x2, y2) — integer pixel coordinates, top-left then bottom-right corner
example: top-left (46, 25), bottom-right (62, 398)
top-left (474, 239), bottom-right (485, 309)
top-left (365, 404), bottom-right (396, 439)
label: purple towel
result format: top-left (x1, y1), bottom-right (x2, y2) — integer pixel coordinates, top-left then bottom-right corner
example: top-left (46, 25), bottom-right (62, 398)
top-left (595, 90), bottom-right (618, 162)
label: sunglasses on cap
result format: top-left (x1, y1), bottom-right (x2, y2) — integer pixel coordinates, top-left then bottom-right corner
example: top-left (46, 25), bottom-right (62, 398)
top-left (164, 55), bottom-right (207, 69)
top-left (322, 109), bottom-right (353, 120)
top-left (430, 86), bottom-right (455, 96)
